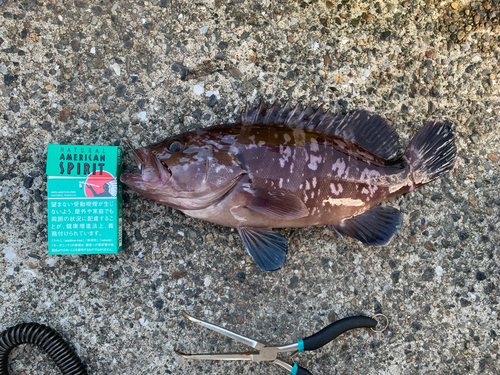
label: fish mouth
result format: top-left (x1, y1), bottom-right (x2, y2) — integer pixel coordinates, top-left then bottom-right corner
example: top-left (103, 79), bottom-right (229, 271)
top-left (121, 147), bottom-right (171, 187)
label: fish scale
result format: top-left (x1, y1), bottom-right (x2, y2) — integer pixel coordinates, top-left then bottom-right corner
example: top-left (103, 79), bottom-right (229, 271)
top-left (121, 100), bottom-right (457, 271)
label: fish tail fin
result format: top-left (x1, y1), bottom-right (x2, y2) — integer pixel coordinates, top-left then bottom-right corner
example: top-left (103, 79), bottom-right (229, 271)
top-left (404, 119), bottom-right (457, 188)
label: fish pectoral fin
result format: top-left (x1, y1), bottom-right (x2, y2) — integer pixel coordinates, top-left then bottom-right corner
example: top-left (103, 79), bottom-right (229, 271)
top-left (237, 227), bottom-right (287, 271)
top-left (328, 205), bottom-right (403, 246)
top-left (245, 188), bottom-right (309, 220)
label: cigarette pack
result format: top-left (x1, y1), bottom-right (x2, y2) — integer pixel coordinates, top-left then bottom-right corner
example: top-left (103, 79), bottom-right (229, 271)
top-left (46, 144), bottom-right (123, 254)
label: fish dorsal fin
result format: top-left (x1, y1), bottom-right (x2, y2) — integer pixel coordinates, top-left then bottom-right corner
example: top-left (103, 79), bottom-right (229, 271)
top-left (323, 109), bottom-right (399, 160)
top-left (241, 101), bottom-right (399, 160)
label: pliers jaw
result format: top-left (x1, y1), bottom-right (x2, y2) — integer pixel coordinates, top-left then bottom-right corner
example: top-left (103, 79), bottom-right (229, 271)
top-left (174, 349), bottom-right (256, 361)
top-left (175, 311), bottom-right (298, 369)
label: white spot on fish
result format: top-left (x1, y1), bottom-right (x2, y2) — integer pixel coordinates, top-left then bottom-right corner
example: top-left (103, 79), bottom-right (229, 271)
top-left (279, 178), bottom-right (283, 188)
top-left (367, 184), bottom-right (378, 197)
top-left (330, 183), bottom-right (343, 195)
top-left (290, 162), bottom-right (294, 174)
top-left (310, 138), bottom-right (319, 152)
top-left (221, 135), bottom-right (237, 144)
top-left (230, 205), bottom-right (247, 221)
top-left (305, 181), bottom-right (310, 190)
top-left (323, 197), bottom-right (364, 206)
top-left (308, 155), bottom-right (322, 171)
top-left (279, 146), bottom-right (292, 168)
top-left (284, 133), bottom-right (291, 144)
top-left (312, 177), bottom-right (317, 188)
top-left (215, 165), bottom-right (227, 173)
top-left (360, 168), bottom-right (381, 181)
top-left (311, 191), bottom-right (315, 199)
top-left (245, 135), bottom-right (257, 149)
top-left (361, 187), bottom-right (369, 194)
top-left (332, 158), bottom-right (346, 176)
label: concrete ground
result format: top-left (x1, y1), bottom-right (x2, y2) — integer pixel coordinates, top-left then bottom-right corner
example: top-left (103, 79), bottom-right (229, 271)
top-left (1, 0), bottom-right (499, 374)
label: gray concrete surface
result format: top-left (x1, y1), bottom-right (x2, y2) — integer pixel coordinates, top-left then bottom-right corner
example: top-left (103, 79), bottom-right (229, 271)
top-left (1, 0), bottom-right (499, 374)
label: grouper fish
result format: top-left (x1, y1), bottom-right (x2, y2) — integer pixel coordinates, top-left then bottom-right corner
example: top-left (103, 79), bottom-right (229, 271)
top-left (121, 101), bottom-right (457, 271)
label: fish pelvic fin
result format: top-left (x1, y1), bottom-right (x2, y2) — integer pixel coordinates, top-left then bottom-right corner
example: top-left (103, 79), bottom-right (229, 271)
top-left (237, 227), bottom-right (287, 271)
top-left (404, 120), bottom-right (457, 188)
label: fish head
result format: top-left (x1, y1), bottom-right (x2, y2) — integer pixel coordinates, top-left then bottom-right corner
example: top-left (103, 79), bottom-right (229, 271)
top-left (120, 128), bottom-right (244, 210)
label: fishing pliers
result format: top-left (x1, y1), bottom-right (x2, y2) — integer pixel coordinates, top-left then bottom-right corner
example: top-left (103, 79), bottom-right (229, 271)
top-left (175, 311), bottom-right (388, 375)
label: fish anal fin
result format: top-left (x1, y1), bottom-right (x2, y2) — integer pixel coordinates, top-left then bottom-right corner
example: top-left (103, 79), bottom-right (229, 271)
top-left (237, 227), bottom-right (287, 271)
top-left (245, 188), bottom-right (309, 220)
top-left (328, 206), bottom-right (402, 246)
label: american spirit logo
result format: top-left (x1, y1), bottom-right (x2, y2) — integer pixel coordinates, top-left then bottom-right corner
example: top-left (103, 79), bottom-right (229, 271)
top-left (58, 146), bottom-right (106, 175)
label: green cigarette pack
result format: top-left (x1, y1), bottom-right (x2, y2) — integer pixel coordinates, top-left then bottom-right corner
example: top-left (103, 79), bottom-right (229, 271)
top-left (46, 145), bottom-right (123, 255)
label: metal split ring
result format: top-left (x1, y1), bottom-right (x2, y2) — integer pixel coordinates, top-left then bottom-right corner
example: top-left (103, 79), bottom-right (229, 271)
top-left (370, 314), bottom-right (389, 333)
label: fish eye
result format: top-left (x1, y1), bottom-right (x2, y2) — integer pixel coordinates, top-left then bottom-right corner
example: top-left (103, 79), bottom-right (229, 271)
top-left (167, 139), bottom-right (185, 153)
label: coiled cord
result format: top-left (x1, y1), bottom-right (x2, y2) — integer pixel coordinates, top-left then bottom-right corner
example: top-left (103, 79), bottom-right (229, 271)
top-left (0, 323), bottom-right (87, 375)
